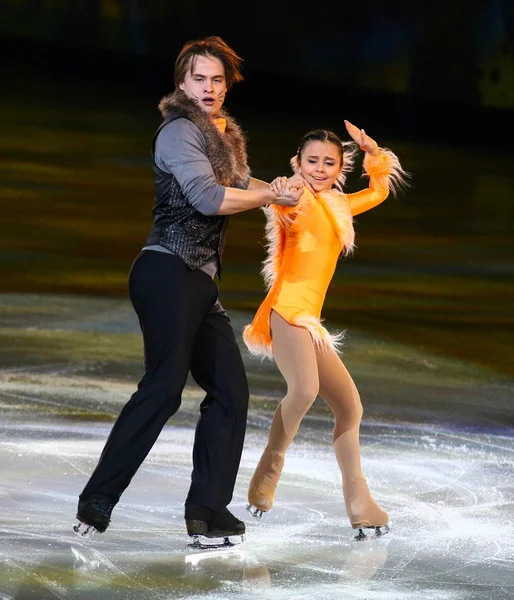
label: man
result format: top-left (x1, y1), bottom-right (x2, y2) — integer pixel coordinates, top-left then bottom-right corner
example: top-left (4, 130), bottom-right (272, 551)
top-left (74, 36), bottom-right (301, 547)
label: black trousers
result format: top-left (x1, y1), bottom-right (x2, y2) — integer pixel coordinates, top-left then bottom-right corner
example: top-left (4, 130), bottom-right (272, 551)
top-left (79, 251), bottom-right (249, 511)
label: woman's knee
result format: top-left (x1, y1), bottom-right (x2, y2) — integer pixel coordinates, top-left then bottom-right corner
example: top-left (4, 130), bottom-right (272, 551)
top-left (354, 397), bottom-right (364, 422)
top-left (333, 402), bottom-right (363, 439)
top-left (345, 396), bottom-right (363, 425)
top-left (287, 384), bottom-right (319, 412)
top-left (331, 397), bottom-right (363, 430)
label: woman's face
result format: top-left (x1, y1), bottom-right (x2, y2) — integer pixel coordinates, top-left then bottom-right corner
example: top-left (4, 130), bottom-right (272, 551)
top-left (299, 140), bottom-right (342, 193)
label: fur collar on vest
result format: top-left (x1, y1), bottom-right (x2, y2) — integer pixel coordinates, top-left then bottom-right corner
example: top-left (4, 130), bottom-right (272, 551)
top-left (158, 89), bottom-right (250, 187)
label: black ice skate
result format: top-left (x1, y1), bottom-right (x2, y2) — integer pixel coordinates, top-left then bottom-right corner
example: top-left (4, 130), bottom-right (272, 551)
top-left (73, 494), bottom-right (114, 539)
top-left (185, 504), bottom-right (246, 550)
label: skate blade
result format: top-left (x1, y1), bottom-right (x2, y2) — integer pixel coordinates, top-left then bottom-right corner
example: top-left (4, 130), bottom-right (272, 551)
top-left (246, 503), bottom-right (264, 520)
top-left (186, 533), bottom-right (245, 550)
top-left (354, 524), bottom-right (390, 541)
top-left (73, 521), bottom-right (97, 540)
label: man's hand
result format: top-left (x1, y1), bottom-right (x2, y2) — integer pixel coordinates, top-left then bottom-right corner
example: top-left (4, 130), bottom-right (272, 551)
top-left (270, 186), bottom-right (303, 207)
top-left (344, 120), bottom-right (380, 157)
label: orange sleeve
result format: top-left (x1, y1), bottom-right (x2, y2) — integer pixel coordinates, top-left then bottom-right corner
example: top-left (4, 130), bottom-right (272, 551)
top-left (346, 149), bottom-right (409, 217)
top-left (346, 186), bottom-right (388, 217)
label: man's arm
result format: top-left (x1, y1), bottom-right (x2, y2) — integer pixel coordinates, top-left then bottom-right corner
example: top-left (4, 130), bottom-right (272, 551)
top-left (215, 186), bottom-right (283, 215)
top-left (155, 118), bottom-right (227, 215)
top-left (156, 119), bottom-right (299, 215)
top-left (247, 177), bottom-right (270, 190)
top-left (216, 174), bottom-right (305, 215)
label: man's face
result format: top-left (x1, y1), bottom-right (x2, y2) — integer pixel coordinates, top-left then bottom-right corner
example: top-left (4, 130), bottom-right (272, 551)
top-left (179, 55), bottom-right (227, 118)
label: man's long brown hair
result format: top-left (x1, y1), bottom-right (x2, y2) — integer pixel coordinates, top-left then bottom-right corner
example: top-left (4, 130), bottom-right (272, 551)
top-left (174, 36), bottom-right (244, 90)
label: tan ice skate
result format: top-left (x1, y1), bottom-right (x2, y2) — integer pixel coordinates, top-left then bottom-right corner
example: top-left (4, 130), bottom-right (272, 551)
top-left (344, 477), bottom-right (389, 540)
top-left (334, 428), bottom-right (389, 541)
top-left (247, 449), bottom-right (285, 519)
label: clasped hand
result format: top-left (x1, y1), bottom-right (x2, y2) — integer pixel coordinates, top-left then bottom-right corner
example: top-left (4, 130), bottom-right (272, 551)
top-left (268, 173), bottom-right (305, 207)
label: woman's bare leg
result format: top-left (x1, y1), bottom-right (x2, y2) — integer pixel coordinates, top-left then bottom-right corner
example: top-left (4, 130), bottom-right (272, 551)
top-left (316, 345), bottom-right (388, 530)
top-left (248, 311), bottom-right (319, 513)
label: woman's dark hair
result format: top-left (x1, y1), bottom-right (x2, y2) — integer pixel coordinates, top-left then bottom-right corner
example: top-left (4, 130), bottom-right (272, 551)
top-left (296, 129), bottom-right (345, 166)
top-left (174, 36), bottom-right (244, 90)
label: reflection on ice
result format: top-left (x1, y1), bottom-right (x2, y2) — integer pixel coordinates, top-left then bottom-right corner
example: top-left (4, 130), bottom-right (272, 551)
top-left (185, 545), bottom-right (246, 568)
top-left (0, 415), bottom-right (512, 599)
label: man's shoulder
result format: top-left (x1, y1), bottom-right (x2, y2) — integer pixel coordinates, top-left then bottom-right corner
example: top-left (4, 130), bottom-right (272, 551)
top-left (156, 115), bottom-right (203, 144)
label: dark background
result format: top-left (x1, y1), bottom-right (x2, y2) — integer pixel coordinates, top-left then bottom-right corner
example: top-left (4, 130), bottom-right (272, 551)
top-left (1, 0), bottom-right (513, 378)
top-left (3, 0), bottom-right (514, 145)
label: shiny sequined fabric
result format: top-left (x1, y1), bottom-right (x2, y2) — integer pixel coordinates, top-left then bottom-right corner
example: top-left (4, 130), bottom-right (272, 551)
top-left (145, 93), bottom-right (250, 277)
top-left (146, 158), bottom-right (229, 273)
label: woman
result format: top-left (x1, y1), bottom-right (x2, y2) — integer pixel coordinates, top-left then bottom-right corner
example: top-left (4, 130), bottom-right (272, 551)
top-left (243, 121), bottom-right (409, 539)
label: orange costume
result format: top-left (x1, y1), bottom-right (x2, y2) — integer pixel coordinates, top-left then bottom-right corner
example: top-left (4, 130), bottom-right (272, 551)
top-left (243, 148), bottom-right (406, 357)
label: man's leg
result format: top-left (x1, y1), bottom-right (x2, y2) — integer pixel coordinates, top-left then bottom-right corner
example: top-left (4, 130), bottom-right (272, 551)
top-left (186, 306), bottom-right (249, 512)
top-left (78, 252), bottom-right (217, 516)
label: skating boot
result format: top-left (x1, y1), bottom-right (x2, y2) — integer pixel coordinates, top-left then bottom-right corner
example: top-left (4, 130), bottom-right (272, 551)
top-left (73, 494), bottom-right (114, 539)
top-left (247, 449), bottom-right (285, 519)
top-left (344, 477), bottom-right (389, 541)
top-left (185, 504), bottom-right (245, 550)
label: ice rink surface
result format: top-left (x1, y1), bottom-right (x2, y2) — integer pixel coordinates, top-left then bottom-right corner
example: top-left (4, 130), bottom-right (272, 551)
top-left (0, 294), bottom-right (512, 599)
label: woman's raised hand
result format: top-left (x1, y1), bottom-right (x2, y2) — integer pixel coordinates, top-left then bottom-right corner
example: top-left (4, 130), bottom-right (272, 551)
top-left (344, 120), bottom-right (380, 157)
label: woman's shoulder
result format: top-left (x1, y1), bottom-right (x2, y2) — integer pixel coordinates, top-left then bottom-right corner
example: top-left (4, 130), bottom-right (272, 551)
top-left (318, 188), bottom-right (348, 202)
